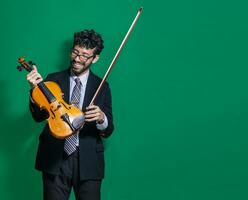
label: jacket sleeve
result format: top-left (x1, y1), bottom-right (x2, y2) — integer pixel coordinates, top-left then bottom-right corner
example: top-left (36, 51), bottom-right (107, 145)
top-left (29, 95), bottom-right (49, 122)
top-left (98, 83), bottom-right (114, 138)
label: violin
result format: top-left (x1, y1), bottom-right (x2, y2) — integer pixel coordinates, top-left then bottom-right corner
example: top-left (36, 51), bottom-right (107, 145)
top-left (17, 57), bottom-right (85, 139)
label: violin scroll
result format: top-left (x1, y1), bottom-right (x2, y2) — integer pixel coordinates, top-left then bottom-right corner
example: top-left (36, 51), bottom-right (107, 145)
top-left (17, 57), bottom-right (35, 72)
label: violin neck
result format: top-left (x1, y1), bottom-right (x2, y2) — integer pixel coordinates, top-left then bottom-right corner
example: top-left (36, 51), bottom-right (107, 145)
top-left (37, 82), bottom-right (56, 103)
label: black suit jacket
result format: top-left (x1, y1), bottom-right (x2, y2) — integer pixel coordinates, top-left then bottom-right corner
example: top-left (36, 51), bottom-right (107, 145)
top-left (29, 69), bottom-right (114, 180)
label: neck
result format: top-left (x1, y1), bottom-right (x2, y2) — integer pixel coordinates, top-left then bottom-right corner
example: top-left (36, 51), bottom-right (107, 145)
top-left (71, 68), bottom-right (90, 77)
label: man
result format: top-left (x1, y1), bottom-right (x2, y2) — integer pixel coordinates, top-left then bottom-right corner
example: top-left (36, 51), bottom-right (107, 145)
top-left (27, 29), bottom-right (114, 200)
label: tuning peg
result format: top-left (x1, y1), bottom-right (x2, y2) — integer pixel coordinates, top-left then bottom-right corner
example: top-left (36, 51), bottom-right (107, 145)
top-left (17, 66), bottom-right (23, 71)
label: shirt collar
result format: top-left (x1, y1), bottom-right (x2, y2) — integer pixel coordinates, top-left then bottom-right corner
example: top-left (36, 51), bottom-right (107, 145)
top-left (70, 69), bottom-right (90, 86)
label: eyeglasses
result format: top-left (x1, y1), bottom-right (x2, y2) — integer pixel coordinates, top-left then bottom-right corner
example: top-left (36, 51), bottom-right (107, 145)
top-left (71, 49), bottom-right (95, 61)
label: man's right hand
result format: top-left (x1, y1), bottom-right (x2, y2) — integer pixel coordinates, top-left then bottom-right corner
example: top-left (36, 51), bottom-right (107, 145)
top-left (26, 65), bottom-right (43, 88)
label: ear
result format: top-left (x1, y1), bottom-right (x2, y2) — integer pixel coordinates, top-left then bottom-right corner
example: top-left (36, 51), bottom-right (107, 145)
top-left (92, 55), bottom-right (100, 64)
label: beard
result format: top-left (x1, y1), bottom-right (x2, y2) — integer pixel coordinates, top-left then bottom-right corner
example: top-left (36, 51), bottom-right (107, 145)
top-left (71, 60), bottom-right (92, 76)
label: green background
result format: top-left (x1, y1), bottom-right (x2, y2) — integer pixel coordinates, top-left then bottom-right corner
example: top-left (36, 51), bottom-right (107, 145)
top-left (0, 0), bottom-right (248, 199)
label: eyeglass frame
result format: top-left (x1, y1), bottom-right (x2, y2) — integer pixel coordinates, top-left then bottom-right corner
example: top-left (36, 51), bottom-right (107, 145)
top-left (71, 48), bottom-right (96, 62)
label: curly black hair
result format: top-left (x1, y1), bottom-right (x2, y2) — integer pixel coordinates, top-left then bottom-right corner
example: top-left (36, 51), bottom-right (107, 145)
top-left (73, 29), bottom-right (104, 55)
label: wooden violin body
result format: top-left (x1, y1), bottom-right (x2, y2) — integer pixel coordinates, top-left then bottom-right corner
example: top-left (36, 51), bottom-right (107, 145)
top-left (18, 57), bottom-right (85, 139)
top-left (31, 81), bottom-right (85, 139)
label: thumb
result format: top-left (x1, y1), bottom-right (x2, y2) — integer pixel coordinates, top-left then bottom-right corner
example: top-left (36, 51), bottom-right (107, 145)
top-left (32, 65), bottom-right (38, 72)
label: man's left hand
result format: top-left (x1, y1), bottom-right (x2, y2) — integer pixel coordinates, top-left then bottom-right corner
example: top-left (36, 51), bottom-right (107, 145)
top-left (85, 105), bottom-right (105, 123)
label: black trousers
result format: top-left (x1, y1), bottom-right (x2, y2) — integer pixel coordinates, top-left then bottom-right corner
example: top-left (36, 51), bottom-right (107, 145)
top-left (42, 149), bottom-right (102, 200)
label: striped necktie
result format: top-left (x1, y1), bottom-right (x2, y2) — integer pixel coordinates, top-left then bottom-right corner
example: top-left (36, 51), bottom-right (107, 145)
top-left (64, 77), bottom-right (81, 155)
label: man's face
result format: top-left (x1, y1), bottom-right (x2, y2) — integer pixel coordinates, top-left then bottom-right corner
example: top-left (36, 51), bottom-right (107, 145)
top-left (70, 45), bottom-right (99, 76)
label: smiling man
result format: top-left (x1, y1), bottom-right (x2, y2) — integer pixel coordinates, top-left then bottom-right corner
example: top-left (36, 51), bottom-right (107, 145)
top-left (27, 29), bottom-right (114, 200)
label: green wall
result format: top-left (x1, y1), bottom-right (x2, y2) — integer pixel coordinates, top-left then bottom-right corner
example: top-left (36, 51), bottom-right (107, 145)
top-left (1, 0), bottom-right (248, 199)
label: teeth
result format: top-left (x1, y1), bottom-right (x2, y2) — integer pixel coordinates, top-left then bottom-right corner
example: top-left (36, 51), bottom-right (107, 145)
top-left (74, 63), bottom-right (81, 67)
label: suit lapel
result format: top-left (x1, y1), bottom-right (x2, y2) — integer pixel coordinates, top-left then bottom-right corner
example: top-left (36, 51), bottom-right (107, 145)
top-left (82, 71), bottom-right (98, 109)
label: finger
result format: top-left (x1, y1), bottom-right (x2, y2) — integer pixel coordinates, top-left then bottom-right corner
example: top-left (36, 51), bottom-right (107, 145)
top-left (29, 65), bottom-right (38, 75)
top-left (85, 113), bottom-right (100, 119)
top-left (27, 69), bottom-right (39, 78)
top-left (26, 70), bottom-right (36, 79)
top-left (86, 105), bottom-right (98, 110)
top-left (28, 72), bottom-right (42, 81)
top-left (27, 65), bottom-right (39, 78)
top-left (30, 72), bottom-right (41, 78)
top-left (85, 117), bottom-right (99, 122)
top-left (28, 75), bottom-right (43, 86)
top-left (33, 73), bottom-right (42, 80)
top-left (27, 73), bottom-right (37, 80)
top-left (32, 65), bottom-right (38, 71)
top-left (85, 109), bottom-right (99, 115)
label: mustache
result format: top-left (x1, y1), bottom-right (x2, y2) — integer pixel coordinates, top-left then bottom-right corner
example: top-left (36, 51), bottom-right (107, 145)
top-left (71, 60), bottom-right (86, 66)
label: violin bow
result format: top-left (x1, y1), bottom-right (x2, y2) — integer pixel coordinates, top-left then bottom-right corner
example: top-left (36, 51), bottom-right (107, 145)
top-left (89, 7), bottom-right (143, 106)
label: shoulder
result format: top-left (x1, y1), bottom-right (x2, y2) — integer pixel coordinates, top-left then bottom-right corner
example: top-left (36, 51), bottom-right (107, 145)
top-left (89, 70), bottom-right (110, 88)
